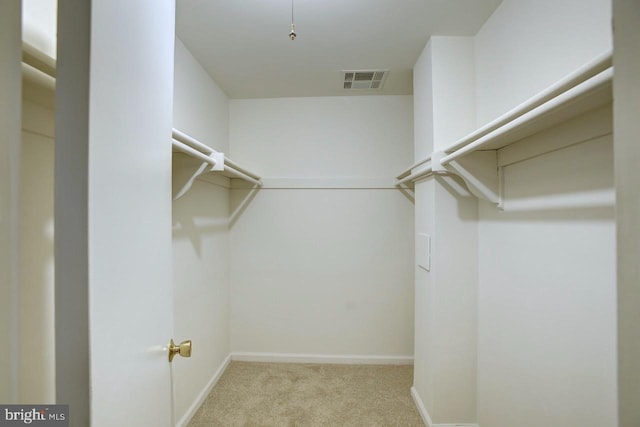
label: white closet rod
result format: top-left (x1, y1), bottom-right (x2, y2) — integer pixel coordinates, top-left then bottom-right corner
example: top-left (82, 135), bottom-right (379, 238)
top-left (222, 167), bottom-right (262, 187)
top-left (443, 50), bottom-right (612, 156)
top-left (441, 67), bottom-right (613, 166)
top-left (396, 155), bottom-right (432, 180)
top-left (176, 129), bottom-right (261, 181)
top-left (223, 157), bottom-right (261, 181)
top-left (172, 128), bottom-right (214, 155)
top-left (171, 139), bottom-right (218, 166)
top-left (396, 165), bottom-right (433, 186)
top-left (171, 128), bottom-right (263, 186)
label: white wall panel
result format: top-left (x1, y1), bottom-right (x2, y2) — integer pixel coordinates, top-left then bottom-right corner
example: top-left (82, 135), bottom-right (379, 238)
top-left (411, 37), bottom-right (478, 424)
top-left (229, 96), bottom-right (413, 178)
top-left (472, 2), bottom-right (617, 425)
top-left (19, 100), bottom-right (55, 403)
top-left (613, 0), bottom-right (640, 425)
top-left (22, 0), bottom-right (57, 59)
top-left (174, 38), bottom-right (229, 153)
top-left (229, 96), bottom-right (414, 358)
top-left (412, 178), bottom-right (435, 411)
top-left (172, 178), bottom-right (230, 425)
top-left (0, 0), bottom-right (22, 404)
top-left (413, 41), bottom-right (434, 162)
top-left (477, 123), bottom-right (617, 427)
top-left (474, 0), bottom-right (612, 126)
top-left (172, 39), bottom-right (231, 426)
top-left (56, 1), bottom-right (176, 425)
top-left (230, 189), bottom-right (414, 356)
top-left (431, 36), bottom-right (476, 149)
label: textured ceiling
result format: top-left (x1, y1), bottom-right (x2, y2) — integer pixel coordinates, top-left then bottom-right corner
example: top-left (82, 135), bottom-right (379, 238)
top-left (176, 0), bottom-right (502, 99)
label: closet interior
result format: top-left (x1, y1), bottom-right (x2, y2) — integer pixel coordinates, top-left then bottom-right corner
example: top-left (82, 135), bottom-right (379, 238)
top-left (5, 0), bottom-right (629, 426)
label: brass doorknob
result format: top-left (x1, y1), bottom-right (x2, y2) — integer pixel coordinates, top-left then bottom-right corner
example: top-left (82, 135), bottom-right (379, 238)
top-left (168, 339), bottom-right (192, 362)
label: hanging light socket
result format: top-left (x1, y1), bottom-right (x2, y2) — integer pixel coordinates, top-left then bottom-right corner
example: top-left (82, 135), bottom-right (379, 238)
top-left (289, 0), bottom-right (296, 40)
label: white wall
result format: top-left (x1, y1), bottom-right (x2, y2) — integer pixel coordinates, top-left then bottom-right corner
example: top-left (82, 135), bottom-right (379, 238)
top-left (413, 42), bottom-right (434, 162)
top-left (412, 44), bottom-right (436, 413)
top-left (13, 0), bottom-right (58, 407)
top-left (174, 38), bottom-right (229, 153)
top-left (409, 2), bottom-right (616, 425)
top-left (473, 1), bottom-right (617, 426)
top-left (172, 175), bottom-right (230, 425)
top-left (613, 1), bottom-right (640, 425)
top-left (0, 0), bottom-right (22, 404)
top-left (229, 96), bottom-right (413, 180)
top-left (474, 0), bottom-right (612, 126)
top-left (477, 122), bottom-right (617, 427)
top-left (229, 96), bottom-right (415, 359)
top-left (430, 41), bottom-right (478, 422)
top-left (411, 37), bottom-right (479, 425)
top-left (56, 1), bottom-right (176, 425)
top-left (172, 38), bottom-right (231, 426)
top-left (412, 179), bottom-right (435, 412)
top-left (19, 99), bottom-right (55, 404)
top-left (22, 0), bottom-right (57, 59)
top-left (431, 37), bottom-right (476, 150)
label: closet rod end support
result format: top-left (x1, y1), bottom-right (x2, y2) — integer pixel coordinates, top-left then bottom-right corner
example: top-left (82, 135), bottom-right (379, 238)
top-left (210, 152), bottom-right (225, 171)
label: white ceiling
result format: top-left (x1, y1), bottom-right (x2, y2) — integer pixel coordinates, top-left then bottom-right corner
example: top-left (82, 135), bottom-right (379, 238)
top-left (176, 0), bottom-right (502, 99)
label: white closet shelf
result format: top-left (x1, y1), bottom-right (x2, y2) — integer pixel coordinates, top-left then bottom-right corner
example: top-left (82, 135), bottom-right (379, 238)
top-left (21, 43), bottom-right (57, 106)
top-left (396, 50), bottom-right (613, 202)
top-left (22, 42), bottom-right (56, 79)
top-left (440, 52), bottom-right (612, 165)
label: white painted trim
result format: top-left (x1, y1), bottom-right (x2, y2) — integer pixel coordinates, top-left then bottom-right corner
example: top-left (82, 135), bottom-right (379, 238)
top-left (411, 387), bottom-right (432, 426)
top-left (433, 424), bottom-right (479, 426)
top-left (410, 387), bottom-right (479, 427)
top-left (176, 354), bottom-right (232, 427)
top-left (231, 352), bottom-right (414, 365)
top-left (231, 177), bottom-right (398, 189)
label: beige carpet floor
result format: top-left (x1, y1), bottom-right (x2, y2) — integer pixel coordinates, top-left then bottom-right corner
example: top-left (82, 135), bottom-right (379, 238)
top-left (188, 362), bottom-right (424, 427)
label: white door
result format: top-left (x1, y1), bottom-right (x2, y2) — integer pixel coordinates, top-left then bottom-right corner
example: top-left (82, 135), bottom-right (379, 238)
top-left (0, 0), bottom-right (22, 405)
top-left (55, 1), bottom-right (178, 426)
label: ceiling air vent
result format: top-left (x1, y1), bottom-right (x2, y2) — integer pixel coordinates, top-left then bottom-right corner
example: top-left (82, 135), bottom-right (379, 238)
top-left (342, 69), bottom-right (389, 90)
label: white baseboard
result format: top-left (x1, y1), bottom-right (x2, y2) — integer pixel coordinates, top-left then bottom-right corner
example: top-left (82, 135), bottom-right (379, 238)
top-left (230, 352), bottom-right (414, 365)
top-left (433, 424), bottom-right (479, 426)
top-left (176, 354), bottom-right (232, 427)
top-left (410, 387), bottom-right (479, 427)
top-left (411, 387), bottom-right (432, 427)
top-left (231, 177), bottom-right (398, 189)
